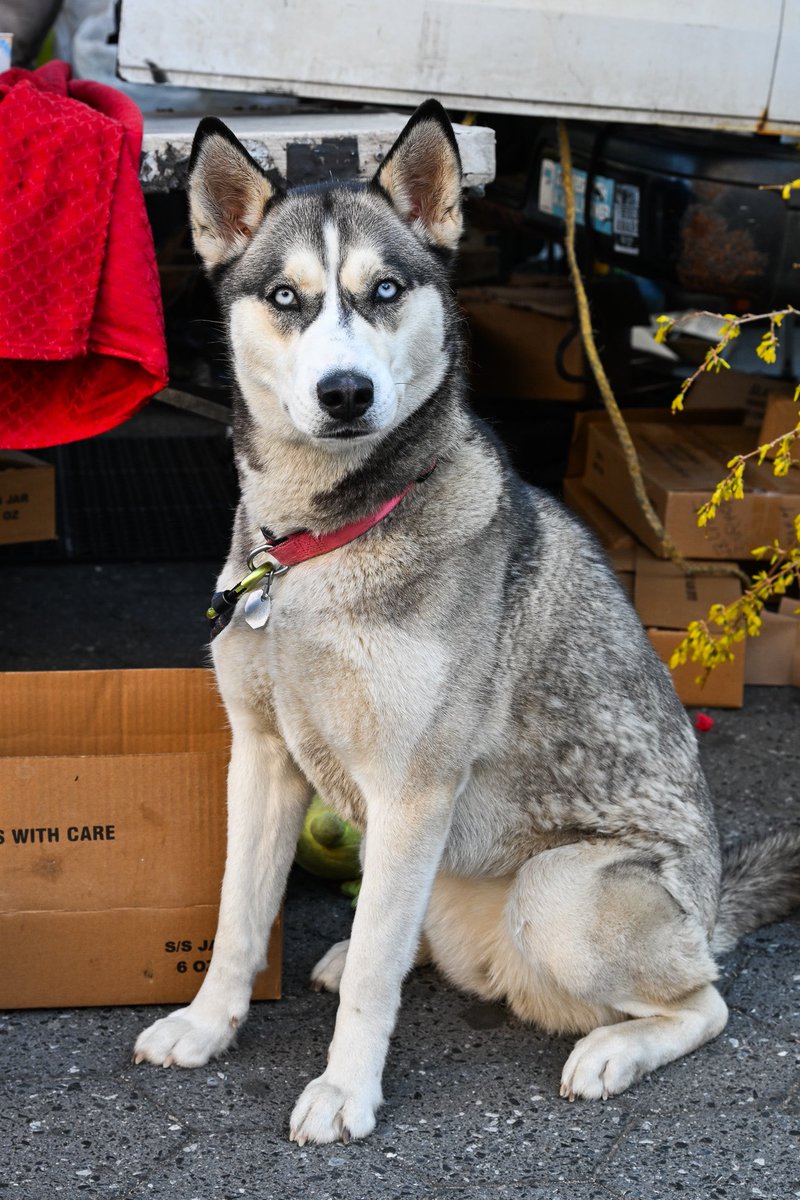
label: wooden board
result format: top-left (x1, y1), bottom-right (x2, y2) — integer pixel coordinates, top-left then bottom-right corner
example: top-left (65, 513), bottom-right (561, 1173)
top-left (140, 111), bottom-right (495, 192)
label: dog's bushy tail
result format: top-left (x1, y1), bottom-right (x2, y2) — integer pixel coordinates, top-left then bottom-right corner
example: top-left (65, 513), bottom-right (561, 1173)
top-left (711, 827), bottom-right (800, 954)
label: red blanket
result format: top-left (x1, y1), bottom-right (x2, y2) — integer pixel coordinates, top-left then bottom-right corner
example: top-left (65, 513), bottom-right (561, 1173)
top-left (0, 62), bottom-right (168, 448)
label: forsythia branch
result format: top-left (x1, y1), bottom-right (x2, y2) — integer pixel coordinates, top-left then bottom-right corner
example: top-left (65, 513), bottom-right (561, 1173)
top-left (654, 308), bottom-right (799, 413)
top-left (658, 308), bottom-right (800, 682)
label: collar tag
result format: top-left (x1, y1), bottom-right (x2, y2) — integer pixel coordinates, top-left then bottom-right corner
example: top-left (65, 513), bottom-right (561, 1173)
top-left (243, 580), bottom-right (273, 629)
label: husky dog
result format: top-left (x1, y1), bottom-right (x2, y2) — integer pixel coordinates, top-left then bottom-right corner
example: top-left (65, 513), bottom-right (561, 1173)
top-left (134, 101), bottom-right (800, 1145)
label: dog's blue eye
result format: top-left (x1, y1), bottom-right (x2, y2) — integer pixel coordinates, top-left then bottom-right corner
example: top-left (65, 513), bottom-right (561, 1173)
top-left (375, 279), bottom-right (400, 301)
top-left (272, 287), bottom-right (298, 309)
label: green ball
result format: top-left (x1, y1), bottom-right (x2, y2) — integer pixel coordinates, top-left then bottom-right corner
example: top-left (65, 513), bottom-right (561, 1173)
top-left (295, 795), bottom-right (362, 880)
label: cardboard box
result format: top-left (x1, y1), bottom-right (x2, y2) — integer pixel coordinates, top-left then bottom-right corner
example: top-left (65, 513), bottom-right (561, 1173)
top-left (563, 475), bottom-right (636, 572)
top-left (583, 422), bottom-right (800, 560)
top-left (0, 451), bottom-right (56, 544)
top-left (678, 370), bottom-right (795, 428)
top-left (633, 548), bottom-right (745, 708)
top-left (459, 285), bottom-right (585, 402)
top-left (758, 393), bottom-right (799, 457)
top-left (616, 570), bottom-right (634, 601)
top-left (647, 628), bottom-right (744, 708)
top-left (0, 668), bottom-right (282, 1009)
top-left (453, 227), bottom-right (501, 285)
top-left (562, 472), bottom-right (746, 705)
top-left (562, 470), bottom-right (746, 704)
top-left (564, 407), bottom-right (744, 482)
top-left (633, 547), bottom-right (742, 630)
top-left (745, 598), bottom-right (800, 686)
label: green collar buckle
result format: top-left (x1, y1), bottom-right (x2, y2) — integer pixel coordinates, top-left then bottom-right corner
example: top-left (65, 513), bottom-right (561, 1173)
top-left (206, 561), bottom-right (276, 623)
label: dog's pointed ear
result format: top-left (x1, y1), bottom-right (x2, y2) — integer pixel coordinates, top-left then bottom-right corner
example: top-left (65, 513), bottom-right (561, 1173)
top-left (373, 100), bottom-right (463, 252)
top-left (188, 117), bottom-right (282, 269)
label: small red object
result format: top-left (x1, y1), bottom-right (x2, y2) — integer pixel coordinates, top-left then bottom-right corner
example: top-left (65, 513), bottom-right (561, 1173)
top-left (0, 61), bottom-right (168, 448)
top-left (694, 713), bottom-right (715, 732)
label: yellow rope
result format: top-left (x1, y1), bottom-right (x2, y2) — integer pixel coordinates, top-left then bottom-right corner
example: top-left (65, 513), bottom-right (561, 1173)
top-left (557, 121), bottom-right (749, 586)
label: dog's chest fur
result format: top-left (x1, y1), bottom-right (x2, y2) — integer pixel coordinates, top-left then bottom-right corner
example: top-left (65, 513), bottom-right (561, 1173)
top-left (212, 494), bottom-right (479, 835)
top-left (272, 555), bottom-right (449, 822)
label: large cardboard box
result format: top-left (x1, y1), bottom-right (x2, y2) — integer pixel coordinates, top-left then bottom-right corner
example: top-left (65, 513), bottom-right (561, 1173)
top-left (562, 475), bottom-right (636, 572)
top-left (757, 393), bottom-right (799, 458)
top-left (562, 471), bottom-right (745, 706)
top-left (459, 284), bottom-right (585, 402)
top-left (647, 628), bottom-right (743, 708)
top-left (583, 422), bottom-right (800, 560)
top-left (564, 407), bottom-right (744, 482)
top-left (634, 550), bottom-right (745, 708)
top-left (678, 370), bottom-right (795, 428)
top-left (745, 598), bottom-right (800, 686)
top-left (0, 451), bottom-right (56, 544)
top-left (0, 669), bottom-right (282, 1009)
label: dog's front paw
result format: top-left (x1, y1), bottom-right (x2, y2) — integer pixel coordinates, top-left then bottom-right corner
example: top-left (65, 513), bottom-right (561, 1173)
top-left (310, 938), bottom-right (350, 993)
top-left (133, 1006), bottom-right (239, 1069)
top-left (559, 1025), bottom-right (642, 1101)
top-left (289, 1073), bottom-right (381, 1145)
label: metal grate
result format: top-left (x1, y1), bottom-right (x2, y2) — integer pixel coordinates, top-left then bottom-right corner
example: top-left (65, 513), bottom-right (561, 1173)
top-left (0, 434), bottom-right (238, 564)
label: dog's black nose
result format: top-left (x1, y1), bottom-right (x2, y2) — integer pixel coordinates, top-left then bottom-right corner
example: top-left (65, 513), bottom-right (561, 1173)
top-left (316, 371), bottom-right (374, 421)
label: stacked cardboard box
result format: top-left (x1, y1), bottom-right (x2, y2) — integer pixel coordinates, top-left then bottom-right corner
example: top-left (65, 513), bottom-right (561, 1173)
top-left (582, 422), bottom-right (798, 561)
top-left (758, 392), bottom-right (799, 458)
top-left (0, 668), bottom-right (282, 1009)
top-left (459, 281), bottom-right (585, 403)
top-left (563, 476), bottom-right (635, 597)
top-left (633, 548), bottom-right (744, 707)
top-left (564, 408), bottom-right (800, 706)
top-left (565, 472), bottom-right (745, 706)
top-left (743, 391), bottom-right (800, 682)
top-left (0, 451), bottom-right (56, 545)
top-left (677, 370), bottom-right (795, 428)
top-left (745, 598), bottom-right (800, 687)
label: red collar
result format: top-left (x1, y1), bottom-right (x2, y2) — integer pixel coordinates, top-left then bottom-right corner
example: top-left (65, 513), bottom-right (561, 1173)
top-left (257, 462), bottom-right (436, 567)
top-left (206, 463), bottom-right (436, 636)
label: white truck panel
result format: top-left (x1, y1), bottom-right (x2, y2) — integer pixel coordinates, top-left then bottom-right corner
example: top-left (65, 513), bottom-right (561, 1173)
top-left (119, 0), bottom-right (787, 131)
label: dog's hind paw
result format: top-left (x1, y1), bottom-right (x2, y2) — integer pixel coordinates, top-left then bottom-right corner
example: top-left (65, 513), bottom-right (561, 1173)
top-left (133, 1007), bottom-right (239, 1069)
top-left (289, 1074), bottom-right (380, 1145)
top-left (310, 938), bottom-right (350, 993)
top-left (559, 1025), bottom-right (643, 1101)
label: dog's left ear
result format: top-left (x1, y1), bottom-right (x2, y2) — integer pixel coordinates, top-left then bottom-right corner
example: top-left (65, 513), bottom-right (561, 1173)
top-left (373, 100), bottom-right (463, 252)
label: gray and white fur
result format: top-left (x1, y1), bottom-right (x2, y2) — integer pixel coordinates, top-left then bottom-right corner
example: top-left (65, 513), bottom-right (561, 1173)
top-left (134, 101), bottom-right (800, 1145)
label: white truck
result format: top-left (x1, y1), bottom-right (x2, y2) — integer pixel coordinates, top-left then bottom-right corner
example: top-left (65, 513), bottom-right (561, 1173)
top-left (118, 1), bottom-right (800, 134)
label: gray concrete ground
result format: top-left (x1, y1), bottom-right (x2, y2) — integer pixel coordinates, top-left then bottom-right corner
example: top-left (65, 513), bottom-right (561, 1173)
top-left (2, 563), bottom-right (799, 1200)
